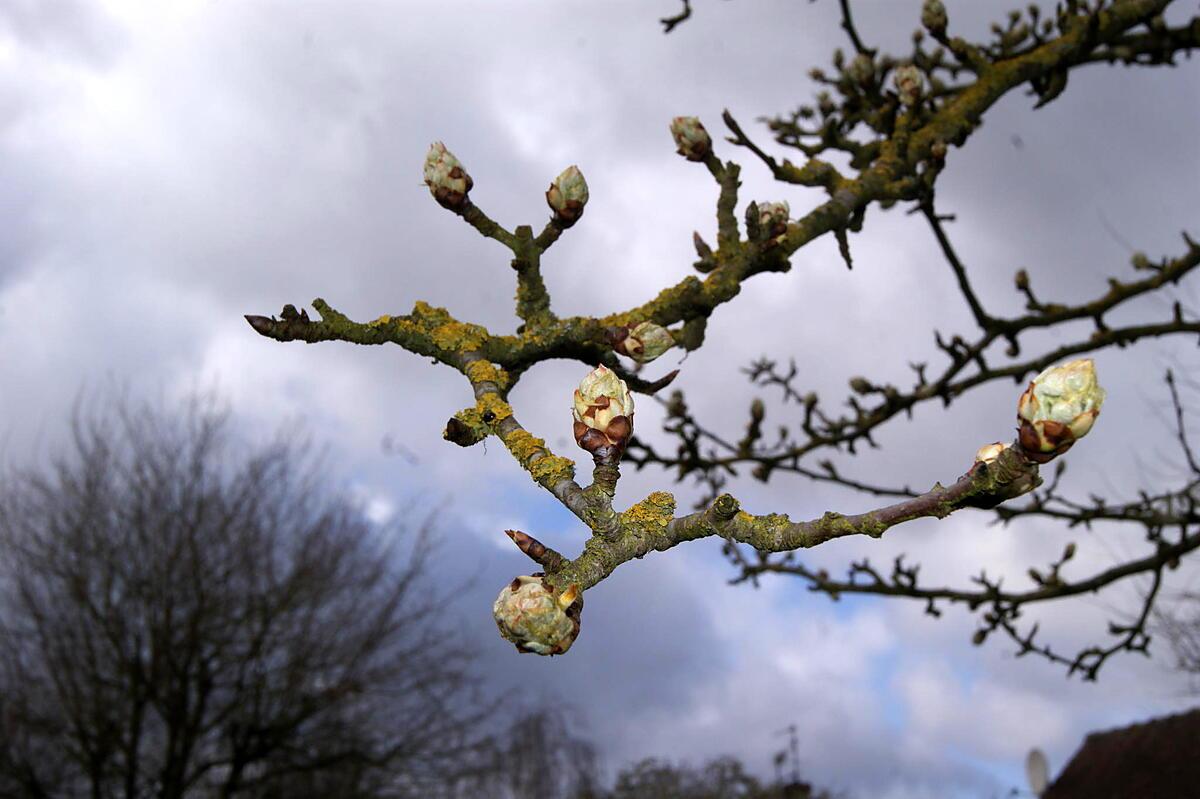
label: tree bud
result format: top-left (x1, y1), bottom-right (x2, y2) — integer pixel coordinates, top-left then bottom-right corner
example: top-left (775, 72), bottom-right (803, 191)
top-left (493, 575), bottom-right (582, 655)
top-left (619, 322), bottom-right (675, 364)
top-left (1016, 359), bottom-right (1106, 463)
top-left (546, 165), bottom-right (589, 226)
top-left (572, 365), bottom-right (634, 453)
top-left (753, 201), bottom-right (790, 243)
top-left (423, 141), bottom-right (473, 210)
top-left (847, 53), bottom-right (874, 87)
top-left (893, 65), bottom-right (924, 106)
top-left (670, 116), bottom-right (712, 161)
top-left (974, 442), bottom-right (1009, 465)
top-left (921, 0), bottom-right (948, 35)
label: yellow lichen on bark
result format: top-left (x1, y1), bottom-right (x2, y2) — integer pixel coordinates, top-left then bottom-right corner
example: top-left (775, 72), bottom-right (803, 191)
top-left (621, 491), bottom-right (677, 533)
top-left (476, 394), bottom-right (513, 422)
top-left (501, 428), bottom-right (576, 486)
top-left (464, 359), bottom-right (509, 388)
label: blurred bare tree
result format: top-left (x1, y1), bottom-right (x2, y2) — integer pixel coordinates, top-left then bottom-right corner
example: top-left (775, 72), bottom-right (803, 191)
top-left (1156, 591), bottom-right (1200, 691)
top-left (443, 706), bottom-right (602, 799)
top-left (0, 393), bottom-right (491, 798)
top-left (606, 754), bottom-right (841, 799)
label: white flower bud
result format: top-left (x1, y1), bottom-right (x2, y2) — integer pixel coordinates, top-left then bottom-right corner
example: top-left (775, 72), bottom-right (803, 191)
top-left (621, 322), bottom-right (674, 364)
top-left (423, 142), bottom-right (473, 210)
top-left (493, 576), bottom-right (581, 655)
top-left (546, 165), bottom-right (589, 226)
top-left (893, 65), bottom-right (924, 106)
top-left (670, 116), bottom-right (712, 161)
top-left (572, 365), bottom-right (634, 453)
top-left (921, 0), bottom-right (948, 35)
top-left (1017, 359), bottom-right (1105, 462)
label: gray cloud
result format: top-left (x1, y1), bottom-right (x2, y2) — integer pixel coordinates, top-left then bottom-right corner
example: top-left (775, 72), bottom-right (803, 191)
top-left (2, 1), bottom-right (1199, 796)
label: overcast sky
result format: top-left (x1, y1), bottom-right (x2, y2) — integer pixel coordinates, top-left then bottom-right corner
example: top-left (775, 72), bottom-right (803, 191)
top-left (3, 1), bottom-right (1200, 796)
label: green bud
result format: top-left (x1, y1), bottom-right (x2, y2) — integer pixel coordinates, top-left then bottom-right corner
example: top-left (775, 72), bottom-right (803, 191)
top-left (670, 116), bottom-right (712, 161)
top-left (622, 322), bottom-right (675, 364)
top-left (847, 53), bottom-right (874, 87)
top-left (546, 165), bottom-right (589, 227)
top-left (921, 0), bottom-right (947, 35)
top-left (754, 201), bottom-right (790, 243)
top-left (573, 365), bottom-right (634, 452)
top-left (423, 141), bottom-right (473, 210)
top-left (493, 576), bottom-right (581, 656)
top-left (1016, 359), bottom-right (1106, 462)
top-left (893, 65), bottom-right (924, 106)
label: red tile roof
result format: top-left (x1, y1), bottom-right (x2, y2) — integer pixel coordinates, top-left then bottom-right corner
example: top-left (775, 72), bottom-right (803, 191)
top-left (1044, 707), bottom-right (1200, 798)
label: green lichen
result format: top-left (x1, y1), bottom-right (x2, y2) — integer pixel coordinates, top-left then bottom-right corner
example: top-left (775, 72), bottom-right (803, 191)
top-left (751, 512), bottom-right (792, 546)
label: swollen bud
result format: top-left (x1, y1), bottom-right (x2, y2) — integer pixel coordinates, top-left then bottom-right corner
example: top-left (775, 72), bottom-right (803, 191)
top-left (921, 0), bottom-right (948, 36)
top-left (847, 53), bottom-right (874, 87)
top-left (1016, 359), bottom-right (1106, 463)
top-left (618, 322), bottom-right (675, 364)
top-left (670, 116), bottom-right (712, 161)
top-left (849, 376), bottom-right (872, 395)
top-left (572, 365), bottom-right (634, 454)
top-left (893, 65), bottom-right (924, 107)
top-left (423, 141), bottom-right (473, 210)
top-left (493, 575), bottom-right (582, 655)
top-left (754, 201), bottom-right (790, 244)
top-left (546, 165), bottom-right (589, 227)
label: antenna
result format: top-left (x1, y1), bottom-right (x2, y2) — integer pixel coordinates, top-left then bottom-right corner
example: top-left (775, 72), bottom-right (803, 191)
top-left (774, 724), bottom-right (801, 785)
top-left (1026, 748), bottom-right (1049, 797)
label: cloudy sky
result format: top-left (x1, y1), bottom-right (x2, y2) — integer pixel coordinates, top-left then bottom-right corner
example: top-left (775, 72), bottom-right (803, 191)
top-left (3, 0), bottom-right (1200, 796)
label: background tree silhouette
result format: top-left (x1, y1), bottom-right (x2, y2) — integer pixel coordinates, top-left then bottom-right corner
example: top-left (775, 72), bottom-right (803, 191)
top-left (0, 393), bottom-right (491, 798)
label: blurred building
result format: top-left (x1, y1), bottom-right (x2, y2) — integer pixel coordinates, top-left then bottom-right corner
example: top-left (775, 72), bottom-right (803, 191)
top-left (1042, 707), bottom-right (1200, 798)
